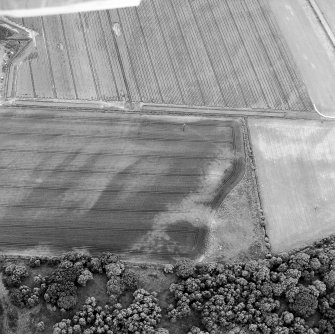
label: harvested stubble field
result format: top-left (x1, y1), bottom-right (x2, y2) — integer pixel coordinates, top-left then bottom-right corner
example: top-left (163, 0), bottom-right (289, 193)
top-left (7, 0), bottom-right (312, 111)
top-left (0, 109), bottom-right (247, 260)
top-left (315, 0), bottom-right (335, 35)
top-left (269, 0), bottom-right (335, 117)
top-left (249, 119), bottom-right (335, 253)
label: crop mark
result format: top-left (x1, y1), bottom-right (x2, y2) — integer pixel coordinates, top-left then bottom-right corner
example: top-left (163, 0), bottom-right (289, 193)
top-left (107, 10), bottom-right (134, 101)
top-left (135, 7), bottom-right (163, 103)
top-left (21, 19), bottom-right (36, 99)
top-left (151, 0), bottom-right (185, 104)
top-left (116, 9), bottom-right (142, 101)
top-left (212, 0), bottom-right (258, 106)
top-left (256, 0), bottom-right (312, 110)
top-left (0, 203), bottom-right (186, 213)
top-left (188, 0), bottom-right (227, 106)
top-left (0, 166), bottom-right (227, 177)
top-left (226, 0), bottom-right (269, 108)
top-left (40, 17), bottom-right (57, 99)
top-left (0, 148), bottom-right (230, 160)
top-left (0, 113), bottom-right (234, 128)
top-left (0, 184), bottom-right (201, 195)
top-left (78, 13), bottom-right (101, 101)
top-left (206, 0), bottom-right (248, 107)
top-left (242, 0), bottom-right (289, 110)
top-left (97, 11), bottom-right (120, 100)
top-left (209, 123), bottom-right (245, 209)
top-left (168, 0), bottom-right (206, 105)
top-left (0, 131), bottom-right (233, 143)
top-left (59, 15), bottom-right (78, 99)
top-left (0, 224), bottom-right (198, 234)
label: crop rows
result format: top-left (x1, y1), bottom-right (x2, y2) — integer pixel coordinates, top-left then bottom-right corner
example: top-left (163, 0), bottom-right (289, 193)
top-left (8, 0), bottom-right (313, 111)
top-left (0, 112), bottom-right (238, 256)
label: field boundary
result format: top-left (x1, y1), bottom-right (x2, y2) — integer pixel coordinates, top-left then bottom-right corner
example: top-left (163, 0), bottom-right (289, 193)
top-left (209, 121), bottom-right (245, 209)
top-left (244, 118), bottom-right (269, 251)
top-left (1, 98), bottom-right (326, 121)
top-left (307, 0), bottom-right (335, 49)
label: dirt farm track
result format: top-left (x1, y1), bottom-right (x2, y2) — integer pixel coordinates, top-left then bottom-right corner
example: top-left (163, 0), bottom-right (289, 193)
top-left (6, 0), bottom-right (313, 112)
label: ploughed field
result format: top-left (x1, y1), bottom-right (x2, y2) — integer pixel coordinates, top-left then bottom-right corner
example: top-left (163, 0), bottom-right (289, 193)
top-left (249, 119), bottom-right (335, 253)
top-left (0, 109), bottom-right (244, 259)
top-left (8, 0), bottom-right (312, 111)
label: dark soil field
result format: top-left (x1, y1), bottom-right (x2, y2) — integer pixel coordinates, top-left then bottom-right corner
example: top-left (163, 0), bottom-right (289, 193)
top-left (7, 0), bottom-right (312, 111)
top-left (0, 109), bottom-right (244, 261)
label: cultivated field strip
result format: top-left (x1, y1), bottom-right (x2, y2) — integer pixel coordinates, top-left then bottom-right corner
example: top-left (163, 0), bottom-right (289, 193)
top-left (19, 17), bottom-right (54, 99)
top-left (136, 0), bottom-right (183, 104)
top-left (107, 10), bottom-right (141, 102)
top-left (0, 227), bottom-right (198, 256)
top-left (210, 0), bottom-right (261, 107)
top-left (15, 60), bottom-right (33, 98)
top-left (244, 0), bottom-right (297, 109)
top-left (191, 0), bottom-right (245, 107)
top-left (152, 0), bottom-right (203, 105)
top-left (41, 15), bottom-right (77, 99)
top-left (61, 14), bottom-right (97, 100)
top-left (8, 0), bottom-right (313, 111)
top-left (0, 112), bottom-right (241, 257)
top-left (259, 0), bottom-right (313, 110)
top-left (80, 12), bottom-right (119, 101)
top-left (119, 7), bottom-right (163, 103)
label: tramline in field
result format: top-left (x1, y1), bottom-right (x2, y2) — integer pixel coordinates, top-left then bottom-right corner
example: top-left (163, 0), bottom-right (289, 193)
top-left (0, 110), bottom-right (250, 260)
top-left (6, 0), bottom-right (313, 112)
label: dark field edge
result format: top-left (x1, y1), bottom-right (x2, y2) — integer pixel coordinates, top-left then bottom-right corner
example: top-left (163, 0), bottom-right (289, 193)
top-left (209, 120), bottom-right (245, 209)
top-left (245, 117), bottom-right (272, 253)
top-left (1, 102), bottom-right (325, 121)
top-left (192, 119), bottom-right (250, 259)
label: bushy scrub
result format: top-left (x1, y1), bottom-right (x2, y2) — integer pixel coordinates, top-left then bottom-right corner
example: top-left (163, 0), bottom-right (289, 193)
top-left (167, 237), bottom-right (335, 333)
top-left (53, 289), bottom-right (162, 334)
top-left (3, 252), bottom-right (139, 314)
top-left (9, 285), bottom-right (40, 308)
top-left (3, 263), bottom-right (29, 287)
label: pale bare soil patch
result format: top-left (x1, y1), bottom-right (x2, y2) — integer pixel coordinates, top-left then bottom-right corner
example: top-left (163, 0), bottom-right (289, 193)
top-left (249, 118), bottom-right (335, 253)
top-left (205, 164), bottom-right (266, 262)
